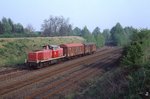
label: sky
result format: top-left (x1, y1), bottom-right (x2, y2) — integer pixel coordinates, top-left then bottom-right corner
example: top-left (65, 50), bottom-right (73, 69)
top-left (0, 0), bottom-right (149, 31)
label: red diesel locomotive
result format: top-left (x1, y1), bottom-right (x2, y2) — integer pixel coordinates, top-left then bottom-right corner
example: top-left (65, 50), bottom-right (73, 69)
top-left (26, 43), bottom-right (96, 68)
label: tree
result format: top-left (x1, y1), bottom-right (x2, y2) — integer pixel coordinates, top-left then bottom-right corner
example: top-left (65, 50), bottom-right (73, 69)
top-left (81, 26), bottom-right (96, 43)
top-left (124, 26), bottom-right (137, 40)
top-left (41, 16), bottom-right (73, 36)
top-left (102, 29), bottom-right (110, 41)
top-left (14, 23), bottom-right (24, 33)
top-left (0, 21), bottom-right (4, 34)
top-left (1, 17), bottom-right (12, 33)
top-left (0, 17), bottom-right (25, 35)
top-left (122, 30), bottom-right (150, 67)
top-left (92, 27), bottom-right (105, 47)
top-left (59, 24), bottom-right (73, 36)
top-left (92, 27), bottom-right (101, 37)
top-left (8, 18), bottom-right (14, 33)
top-left (25, 24), bottom-right (35, 33)
top-left (81, 26), bottom-right (89, 37)
top-left (110, 23), bottom-right (128, 46)
top-left (95, 33), bottom-right (105, 47)
top-left (73, 27), bottom-right (82, 36)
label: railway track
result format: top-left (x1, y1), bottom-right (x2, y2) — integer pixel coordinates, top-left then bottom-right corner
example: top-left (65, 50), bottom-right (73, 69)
top-left (0, 70), bottom-right (29, 82)
top-left (0, 47), bottom-right (122, 99)
top-left (0, 68), bottom-right (18, 75)
top-left (26, 53), bottom-right (121, 99)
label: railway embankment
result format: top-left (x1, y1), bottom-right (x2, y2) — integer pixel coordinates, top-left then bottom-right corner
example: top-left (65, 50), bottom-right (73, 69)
top-left (0, 36), bottom-right (85, 68)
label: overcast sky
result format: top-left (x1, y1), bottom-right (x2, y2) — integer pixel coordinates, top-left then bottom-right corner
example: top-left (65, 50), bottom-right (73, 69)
top-left (0, 0), bottom-right (149, 31)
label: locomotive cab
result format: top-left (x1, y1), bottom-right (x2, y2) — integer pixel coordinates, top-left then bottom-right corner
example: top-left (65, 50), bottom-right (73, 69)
top-left (48, 45), bottom-right (63, 58)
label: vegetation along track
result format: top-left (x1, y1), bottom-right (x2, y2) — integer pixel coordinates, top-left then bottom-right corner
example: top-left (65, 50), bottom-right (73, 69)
top-left (0, 47), bottom-right (122, 99)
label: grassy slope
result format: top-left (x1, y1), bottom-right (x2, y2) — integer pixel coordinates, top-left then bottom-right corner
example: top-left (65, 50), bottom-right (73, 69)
top-left (0, 36), bottom-right (85, 67)
top-left (64, 67), bottom-right (131, 99)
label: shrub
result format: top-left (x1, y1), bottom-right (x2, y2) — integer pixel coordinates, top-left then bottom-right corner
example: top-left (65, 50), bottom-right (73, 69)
top-left (122, 42), bottom-right (143, 68)
top-left (122, 30), bottom-right (150, 68)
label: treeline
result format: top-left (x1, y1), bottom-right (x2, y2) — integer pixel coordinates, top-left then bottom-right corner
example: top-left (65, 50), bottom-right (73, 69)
top-left (0, 16), bottom-right (142, 48)
top-left (0, 17), bottom-right (24, 34)
top-left (41, 16), bottom-right (105, 47)
top-left (73, 23), bottom-right (137, 47)
top-left (41, 16), bottom-right (139, 47)
top-left (0, 17), bottom-right (38, 37)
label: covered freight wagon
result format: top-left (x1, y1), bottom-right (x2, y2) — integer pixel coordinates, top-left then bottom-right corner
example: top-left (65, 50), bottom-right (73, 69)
top-left (83, 43), bottom-right (96, 54)
top-left (60, 43), bottom-right (84, 57)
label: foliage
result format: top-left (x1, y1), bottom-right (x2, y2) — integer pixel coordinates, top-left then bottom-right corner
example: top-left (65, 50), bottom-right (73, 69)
top-left (92, 27), bottom-right (105, 47)
top-left (41, 16), bottom-right (73, 36)
top-left (13, 23), bottom-right (24, 33)
top-left (73, 27), bottom-right (82, 36)
top-left (72, 26), bottom-right (105, 47)
top-left (0, 21), bottom-right (4, 34)
top-left (1, 17), bottom-right (12, 33)
top-left (102, 29), bottom-right (110, 42)
top-left (92, 27), bottom-right (100, 38)
top-left (121, 30), bottom-right (150, 98)
top-left (0, 17), bottom-right (24, 34)
top-left (25, 24), bottom-right (35, 33)
top-left (110, 23), bottom-right (128, 46)
top-left (122, 30), bottom-right (150, 68)
top-left (122, 43), bottom-right (143, 67)
top-left (81, 26), bottom-right (96, 43)
top-left (124, 26), bottom-right (137, 41)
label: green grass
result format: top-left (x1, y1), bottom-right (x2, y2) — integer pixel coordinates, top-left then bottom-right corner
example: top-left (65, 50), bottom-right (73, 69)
top-left (0, 33), bottom-right (40, 38)
top-left (0, 36), bottom-right (85, 67)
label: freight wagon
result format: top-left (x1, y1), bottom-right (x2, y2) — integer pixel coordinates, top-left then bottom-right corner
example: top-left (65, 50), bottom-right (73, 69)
top-left (84, 43), bottom-right (96, 54)
top-left (60, 43), bottom-right (84, 58)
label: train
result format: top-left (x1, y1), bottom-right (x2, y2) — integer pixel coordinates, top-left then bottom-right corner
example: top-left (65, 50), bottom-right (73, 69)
top-left (26, 43), bottom-right (96, 68)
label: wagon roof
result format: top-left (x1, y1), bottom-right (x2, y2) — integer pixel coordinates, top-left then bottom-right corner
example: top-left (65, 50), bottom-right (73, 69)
top-left (60, 43), bottom-right (84, 47)
top-left (83, 43), bottom-right (96, 45)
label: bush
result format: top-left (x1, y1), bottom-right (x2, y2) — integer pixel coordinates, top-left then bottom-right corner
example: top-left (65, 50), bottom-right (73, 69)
top-left (121, 29), bottom-right (150, 98)
top-left (122, 42), bottom-right (143, 68)
top-left (122, 30), bottom-right (150, 68)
